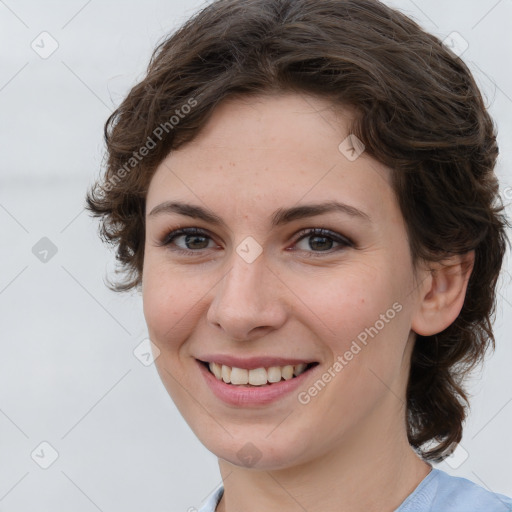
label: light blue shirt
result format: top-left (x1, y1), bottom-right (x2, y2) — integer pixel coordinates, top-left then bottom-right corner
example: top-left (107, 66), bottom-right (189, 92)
top-left (198, 468), bottom-right (512, 511)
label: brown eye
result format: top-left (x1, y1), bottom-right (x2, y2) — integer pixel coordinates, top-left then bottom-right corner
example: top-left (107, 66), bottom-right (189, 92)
top-left (292, 228), bottom-right (353, 257)
top-left (159, 228), bottom-right (217, 254)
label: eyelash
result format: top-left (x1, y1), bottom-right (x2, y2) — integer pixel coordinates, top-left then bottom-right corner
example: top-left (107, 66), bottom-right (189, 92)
top-left (158, 227), bottom-right (354, 258)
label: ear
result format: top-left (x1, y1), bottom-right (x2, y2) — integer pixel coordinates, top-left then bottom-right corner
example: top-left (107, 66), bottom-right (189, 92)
top-left (411, 251), bottom-right (475, 336)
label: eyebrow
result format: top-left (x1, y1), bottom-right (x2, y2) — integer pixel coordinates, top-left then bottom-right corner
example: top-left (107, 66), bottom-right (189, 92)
top-left (148, 200), bottom-right (371, 227)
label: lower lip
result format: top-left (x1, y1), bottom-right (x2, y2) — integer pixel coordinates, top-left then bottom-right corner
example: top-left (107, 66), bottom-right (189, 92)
top-left (197, 360), bottom-right (316, 407)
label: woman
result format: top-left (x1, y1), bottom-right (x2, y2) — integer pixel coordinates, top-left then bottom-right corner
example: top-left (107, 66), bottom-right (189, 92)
top-left (86, 0), bottom-right (512, 510)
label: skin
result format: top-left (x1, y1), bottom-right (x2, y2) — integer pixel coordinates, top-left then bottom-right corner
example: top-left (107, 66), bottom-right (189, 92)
top-left (142, 93), bottom-right (474, 512)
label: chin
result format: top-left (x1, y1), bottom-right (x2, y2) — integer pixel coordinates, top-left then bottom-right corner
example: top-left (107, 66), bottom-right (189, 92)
top-left (194, 426), bottom-right (313, 471)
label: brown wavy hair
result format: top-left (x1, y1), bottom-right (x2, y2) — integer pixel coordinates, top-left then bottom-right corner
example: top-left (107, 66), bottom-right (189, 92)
top-left (85, 0), bottom-right (509, 461)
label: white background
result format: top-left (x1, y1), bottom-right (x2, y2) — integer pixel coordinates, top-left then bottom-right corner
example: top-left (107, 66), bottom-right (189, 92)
top-left (1, 0), bottom-right (511, 510)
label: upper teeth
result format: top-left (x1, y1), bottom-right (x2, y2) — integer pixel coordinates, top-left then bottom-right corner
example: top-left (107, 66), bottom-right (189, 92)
top-left (208, 362), bottom-right (309, 385)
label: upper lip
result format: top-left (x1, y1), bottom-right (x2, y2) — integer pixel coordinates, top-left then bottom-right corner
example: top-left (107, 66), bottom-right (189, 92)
top-left (197, 355), bottom-right (317, 370)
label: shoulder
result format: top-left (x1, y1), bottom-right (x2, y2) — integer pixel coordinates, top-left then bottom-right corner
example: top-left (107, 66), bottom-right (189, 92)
top-left (433, 470), bottom-right (512, 512)
top-left (398, 468), bottom-right (512, 512)
top-left (197, 471), bottom-right (512, 512)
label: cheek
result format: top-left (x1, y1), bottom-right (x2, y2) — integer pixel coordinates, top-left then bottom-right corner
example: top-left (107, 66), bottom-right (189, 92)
top-left (293, 259), bottom-right (411, 392)
top-left (141, 261), bottom-right (202, 407)
top-left (142, 258), bottom-right (200, 348)
top-left (293, 268), bottom-right (410, 429)
top-left (292, 263), bottom-right (398, 342)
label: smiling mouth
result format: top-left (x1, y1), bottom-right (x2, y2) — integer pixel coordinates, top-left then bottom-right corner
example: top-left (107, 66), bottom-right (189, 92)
top-left (199, 360), bottom-right (319, 387)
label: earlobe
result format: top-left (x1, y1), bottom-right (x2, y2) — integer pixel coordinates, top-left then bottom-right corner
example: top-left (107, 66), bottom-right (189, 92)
top-left (411, 251), bottom-right (475, 337)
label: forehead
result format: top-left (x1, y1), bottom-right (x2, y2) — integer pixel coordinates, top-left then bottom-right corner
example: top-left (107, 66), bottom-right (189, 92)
top-left (146, 93), bottom-right (398, 226)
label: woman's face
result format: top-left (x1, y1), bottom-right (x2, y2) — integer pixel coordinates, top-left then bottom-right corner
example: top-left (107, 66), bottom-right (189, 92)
top-left (142, 93), bottom-right (423, 470)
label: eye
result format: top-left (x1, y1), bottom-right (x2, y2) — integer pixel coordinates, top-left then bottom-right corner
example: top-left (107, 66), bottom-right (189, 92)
top-left (158, 227), bottom-right (353, 257)
top-left (158, 227), bottom-right (218, 255)
top-left (291, 228), bottom-right (353, 257)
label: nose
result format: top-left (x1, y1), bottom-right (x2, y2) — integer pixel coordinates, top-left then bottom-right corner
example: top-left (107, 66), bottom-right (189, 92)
top-left (206, 251), bottom-right (289, 342)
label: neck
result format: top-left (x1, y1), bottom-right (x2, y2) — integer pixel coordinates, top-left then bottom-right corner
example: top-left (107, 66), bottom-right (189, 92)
top-left (215, 412), bottom-right (431, 512)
